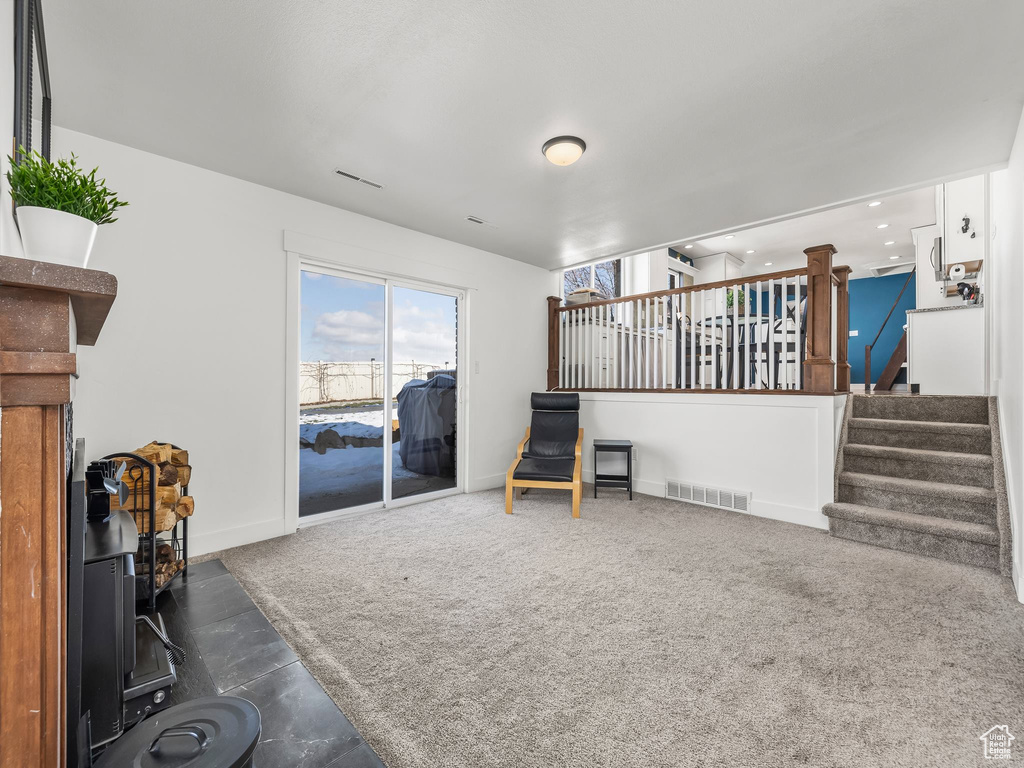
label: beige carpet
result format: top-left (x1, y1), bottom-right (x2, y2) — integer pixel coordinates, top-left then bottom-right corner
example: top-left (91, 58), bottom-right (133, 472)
top-left (209, 488), bottom-right (1024, 767)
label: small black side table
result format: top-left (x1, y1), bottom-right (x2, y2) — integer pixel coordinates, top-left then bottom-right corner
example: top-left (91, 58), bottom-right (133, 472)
top-left (593, 439), bottom-right (633, 499)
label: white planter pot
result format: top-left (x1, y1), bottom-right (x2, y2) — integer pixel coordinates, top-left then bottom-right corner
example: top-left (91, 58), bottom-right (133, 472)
top-left (16, 206), bottom-right (99, 269)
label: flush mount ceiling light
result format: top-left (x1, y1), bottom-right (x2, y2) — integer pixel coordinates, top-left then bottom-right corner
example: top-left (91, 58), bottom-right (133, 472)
top-left (683, 244), bottom-right (694, 249)
top-left (889, 255), bottom-right (900, 260)
top-left (884, 240), bottom-right (895, 246)
top-left (876, 223), bottom-right (889, 229)
top-left (764, 261), bottom-right (773, 266)
top-left (746, 249), bottom-right (756, 254)
top-left (724, 235), bottom-right (735, 240)
top-left (542, 136), bottom-right (586, 166)
top-left (867, 201), bottom-right (882, 207)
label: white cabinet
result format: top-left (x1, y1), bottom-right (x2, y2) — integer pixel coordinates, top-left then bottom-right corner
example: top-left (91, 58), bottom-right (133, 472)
top-left (907, 305), bottom-right (986, 395)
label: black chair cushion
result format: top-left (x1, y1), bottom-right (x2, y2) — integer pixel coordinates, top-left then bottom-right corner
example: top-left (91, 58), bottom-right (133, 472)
top-left (525, 410), bottom-right (579, 458)
top-left (513, 457), bottom-right (575, 482)
top-left (530, 392), bottom-right (579, 411)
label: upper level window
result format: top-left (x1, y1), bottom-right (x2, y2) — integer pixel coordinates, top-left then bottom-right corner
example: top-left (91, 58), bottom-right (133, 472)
top-left (562, 259), bottom-right (623, 299)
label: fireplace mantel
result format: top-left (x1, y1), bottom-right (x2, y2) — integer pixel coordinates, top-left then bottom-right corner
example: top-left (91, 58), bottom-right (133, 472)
top-left (0, 254), bottom-right (118, 767)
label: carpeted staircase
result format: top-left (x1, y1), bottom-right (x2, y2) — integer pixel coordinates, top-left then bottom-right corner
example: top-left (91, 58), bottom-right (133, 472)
top-left (824, 395), bottom-right (1011, 573)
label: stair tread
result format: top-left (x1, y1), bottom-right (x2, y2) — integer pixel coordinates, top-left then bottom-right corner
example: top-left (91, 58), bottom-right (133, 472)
top-left (849, 417), bottom-right (991, 434)
top-left (838, 471), bottom-right (996, 502)
top-left (823, 502), bottom-right (999, 544)
top-left (843, 443), bottom-right (993, 466)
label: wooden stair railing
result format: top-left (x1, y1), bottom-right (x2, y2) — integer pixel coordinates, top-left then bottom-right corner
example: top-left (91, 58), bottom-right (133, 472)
top-left (864, 265), bottom-right (915, 393)
top-left (546, 245), bottom-right (850, 393)
top-left (874, 330), bottom-right (908, 392)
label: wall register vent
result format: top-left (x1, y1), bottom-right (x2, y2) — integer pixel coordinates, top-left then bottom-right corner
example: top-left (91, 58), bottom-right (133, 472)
top-left (665, 479), bottom-right (751, 513)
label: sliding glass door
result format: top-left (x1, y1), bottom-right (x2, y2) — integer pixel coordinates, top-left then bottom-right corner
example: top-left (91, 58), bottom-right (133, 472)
top-left (390, 284), bottom-right (458, 501)
top-left (298, 267), bottom-right (460, 518)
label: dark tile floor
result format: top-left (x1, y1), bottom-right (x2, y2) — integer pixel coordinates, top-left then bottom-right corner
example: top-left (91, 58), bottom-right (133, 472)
top-left (149, 560), bottom-right (384, 768)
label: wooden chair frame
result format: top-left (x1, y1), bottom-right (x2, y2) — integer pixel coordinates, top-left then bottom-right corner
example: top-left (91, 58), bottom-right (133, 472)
top-left (505, 426), bottom-right (584, 518)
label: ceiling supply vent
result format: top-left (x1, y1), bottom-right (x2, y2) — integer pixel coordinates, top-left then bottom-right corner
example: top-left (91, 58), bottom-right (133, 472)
top-left (466, 215), bottom-right (486, 225)
top-left (665, 479), bottom-right (751, 513)
top-left (333, 168), bottom-right (385, 190)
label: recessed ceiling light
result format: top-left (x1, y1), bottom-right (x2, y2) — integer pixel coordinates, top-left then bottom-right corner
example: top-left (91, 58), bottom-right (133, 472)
top-left (746, 249), bottom-right (756, 254)
top-left (884, 240), bottom-right (895, 246)
top-left (683, 244), bottom-right (694, 249)
top-left (889, 255), bottom-right (899, 260)
top-left (542, 136), bottom-right (586, 166)
top-left (876, 223), bottom-right (889, 229)
top-left (867, 201), bottom-right (882, 207)
top-left (764, 262), bottom-right (773, 266)
top-left (724, 235), bottom-right (735, 240)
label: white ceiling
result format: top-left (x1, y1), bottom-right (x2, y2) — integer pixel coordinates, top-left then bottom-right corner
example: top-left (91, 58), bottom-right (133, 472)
top-left (678, 186), bottom-right (936, 279)
top-left (42, 0), bottom-right (1024, 271)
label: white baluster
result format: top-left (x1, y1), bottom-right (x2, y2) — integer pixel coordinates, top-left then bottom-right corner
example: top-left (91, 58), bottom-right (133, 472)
top-left (669, 295), bottom-right (677, 389)
top-left (778, 276), bottom-right (786, 391)
top-left (693, 291), bottom-right (699, 389)
top-left (767, 279), bottom-right (775, 390)
top-left (795, 275), bottom-right (803, 391)
top-left (742, 282), bottom-right (750, 389)
top-left (755, 280), bottom-right (763, 389)
top-left (561, 309), bottom-right (569, 387)
top-left (653, 297), bottom-right (660, 388)
top-left (732, 284), bottom-right (739, 389)
top-left (633, 300), bottom-right (640, 388)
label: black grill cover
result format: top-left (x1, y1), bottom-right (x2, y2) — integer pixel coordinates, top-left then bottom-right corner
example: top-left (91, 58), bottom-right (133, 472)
top-left (396, 375), bottom-right (456, 477)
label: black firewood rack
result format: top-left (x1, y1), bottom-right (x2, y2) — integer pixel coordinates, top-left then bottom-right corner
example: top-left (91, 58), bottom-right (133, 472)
top-left (102, 445), bottom-right (189, 612)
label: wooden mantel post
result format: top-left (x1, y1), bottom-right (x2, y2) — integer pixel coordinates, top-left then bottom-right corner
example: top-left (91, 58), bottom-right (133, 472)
top-left (0, 255), bottom-right (116, 768)
top-left (833, 265), bottom-right (852, 393)
top-left (546, 296), bottom-right (561, 391)
top-left (802, 244), bottom-right (837, 393)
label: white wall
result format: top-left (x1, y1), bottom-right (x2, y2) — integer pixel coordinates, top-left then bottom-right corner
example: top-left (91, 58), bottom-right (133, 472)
top-left (52, 127), bottom-right (555, 555)
top-left (990, 106), bottom-right (1024, 601)
top-left (578, 392), bottom-right (840, 530)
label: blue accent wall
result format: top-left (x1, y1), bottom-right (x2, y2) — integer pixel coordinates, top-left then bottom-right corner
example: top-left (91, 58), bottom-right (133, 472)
top-left (848, 272), bottom-right (916, 385)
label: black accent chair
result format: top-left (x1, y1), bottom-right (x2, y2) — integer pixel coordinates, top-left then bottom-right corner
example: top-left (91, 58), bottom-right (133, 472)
top-left (505, 393), bottom-right (583, 518)
top-left (749, 286), bottom-right (808, 387)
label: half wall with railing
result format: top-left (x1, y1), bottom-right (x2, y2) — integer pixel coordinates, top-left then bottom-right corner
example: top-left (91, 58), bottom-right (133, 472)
top-left (547, 244), bottom-right (850, 394)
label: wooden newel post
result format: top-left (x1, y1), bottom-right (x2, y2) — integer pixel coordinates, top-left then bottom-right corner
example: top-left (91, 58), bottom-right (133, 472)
top-left (546, 296), bottom-right (561, 390)
top-left (803, 244), bottom-right (837, 393)
top-left (833, 265), bottom-right (852, 393)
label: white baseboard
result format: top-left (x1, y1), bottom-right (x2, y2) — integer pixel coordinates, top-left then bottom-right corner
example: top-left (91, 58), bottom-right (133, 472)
top-left (582, 470), bottom-right (828, 531)
top-left (188, 517), bottom-right (289, 558)
top-left (467, 472), bottom-right (506, 492)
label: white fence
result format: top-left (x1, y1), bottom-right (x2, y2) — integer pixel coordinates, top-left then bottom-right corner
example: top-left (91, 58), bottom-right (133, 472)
top-left (300, 361), bottom-right (450, 405)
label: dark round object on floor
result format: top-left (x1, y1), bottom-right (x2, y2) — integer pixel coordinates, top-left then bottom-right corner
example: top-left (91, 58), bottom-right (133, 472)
top-left (94, 696), bottom-right (260, 768)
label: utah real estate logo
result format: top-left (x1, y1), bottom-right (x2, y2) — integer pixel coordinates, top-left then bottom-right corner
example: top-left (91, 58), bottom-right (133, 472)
top-left (979, 726), bottom-right (1014, 760)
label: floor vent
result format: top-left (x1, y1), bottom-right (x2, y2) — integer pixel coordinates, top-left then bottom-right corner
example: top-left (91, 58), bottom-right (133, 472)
top-left (334, 168), bottom-right (385, 189)
top-left (665, 479), bottom-right (751, 513)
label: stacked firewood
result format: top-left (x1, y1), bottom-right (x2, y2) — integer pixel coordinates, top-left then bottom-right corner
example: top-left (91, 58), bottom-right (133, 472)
top-left (136, 542), bottom-right (184, 589)
top-left (112, 441), bottom-right (195, 534)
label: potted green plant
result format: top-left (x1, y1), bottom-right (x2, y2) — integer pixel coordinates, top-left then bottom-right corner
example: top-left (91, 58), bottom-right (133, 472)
top-left (726, 288), bottom-right (747, 314)
top-left (6, 147), bottom-right (127, 268)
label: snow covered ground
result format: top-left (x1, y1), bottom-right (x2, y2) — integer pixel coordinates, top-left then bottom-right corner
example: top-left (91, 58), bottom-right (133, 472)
top-left (300, 406), bottom-right (421, 514)
top-left (299, 408), bottom-right (384, 442)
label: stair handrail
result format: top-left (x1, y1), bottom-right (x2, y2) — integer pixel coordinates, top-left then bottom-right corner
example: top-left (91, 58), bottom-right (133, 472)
top-left (865, 265), bottom-right (916, 392)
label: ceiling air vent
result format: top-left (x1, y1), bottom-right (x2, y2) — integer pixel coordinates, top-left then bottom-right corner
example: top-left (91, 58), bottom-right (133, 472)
top-left (466, 215), bottom-right (486, 225)
top-left (665, 478), bottom-right (751, 514)
top-left (333, 168), bottom-right (385, 190)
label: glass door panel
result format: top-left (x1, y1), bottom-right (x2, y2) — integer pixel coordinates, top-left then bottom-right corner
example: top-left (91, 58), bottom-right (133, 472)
top-left (299, 269), bottom-right (385, 516)
top-left (390, 285), bottom-right (458, 500)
